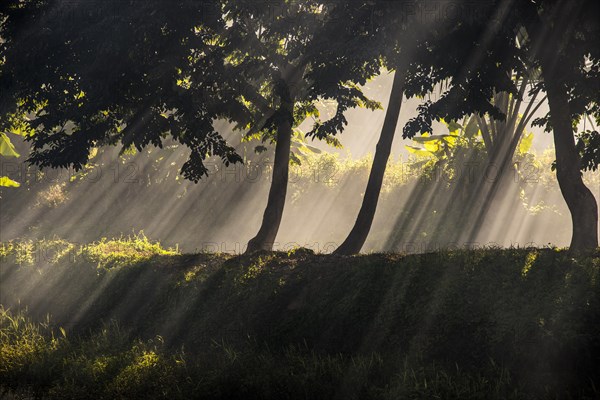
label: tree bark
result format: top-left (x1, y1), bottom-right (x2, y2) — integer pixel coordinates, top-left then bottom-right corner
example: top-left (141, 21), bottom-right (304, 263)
top-left (334, 70), bottom-right (406, 255)
top-left (521, 0), bottom-right (599, 252)
top-left (541, 67), bottom-right (598, 252)
top-left (245, 89), bottom-right (294, 253)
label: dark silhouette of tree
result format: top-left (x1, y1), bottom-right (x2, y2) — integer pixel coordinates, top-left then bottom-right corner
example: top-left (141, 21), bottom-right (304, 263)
top-left (522, 0), bottom-right (599, 252)
top-left (0, 1), bottom-right (380, 253)
top-left (402, 0), bottom-right (599, 252)
top-left (334, 69), bottom-right (406, 255)
top-left (1, 0), bottom-right (244, 181)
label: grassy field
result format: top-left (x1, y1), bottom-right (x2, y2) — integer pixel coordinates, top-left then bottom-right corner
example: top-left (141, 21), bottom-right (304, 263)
top-left (1, 235), bottom-right (599, 399)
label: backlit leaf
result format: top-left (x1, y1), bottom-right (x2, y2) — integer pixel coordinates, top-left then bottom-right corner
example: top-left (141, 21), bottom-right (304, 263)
top-left (519, 132), bottom-right (534, 154)
top-left (405, 145), bottom-right (432, 157)
top-left (0, 176), bottom-right (20, 187)
top-left (0, 133), bottom-right (20, 158)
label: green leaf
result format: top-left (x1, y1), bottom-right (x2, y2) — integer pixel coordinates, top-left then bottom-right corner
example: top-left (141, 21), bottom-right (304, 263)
top-left (405, 145), bottom-right (432, 157)
top-left (304, 144), bottom-right (322, 154)
top-left (443, 135), bottom-right (458, 148)
top-left (0, 176), bottom-right (20, 187)
top-left (10, 120), bottom-right (34, 137)
top-left (254, 145), bottom-right (268, 154)
top-left (242, 132), bottom-right (262, 142)
top-left (519, 132), bottom-right (534, 154)
top-left (441, 119), bottom-right (461, 133)
top-left (412, 134), bottom-right (453, 143)
top-left (0, 133), bottom-right (20, 158)
top-left (423, 140), bottom-right (441, 153)
top-left (464, 116), bottom-right (479, 138)
top-left (290, 151), bottom-right (302, 166)
top-left (324, 136), bottom-right (343, 148)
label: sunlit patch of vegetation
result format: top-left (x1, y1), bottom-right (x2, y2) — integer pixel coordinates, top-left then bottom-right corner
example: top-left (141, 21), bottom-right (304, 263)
top-left (237, 254), bottom-right (275, 283)
top-left (78, 232), bottom-right (179, 269)
top-left (0, 233), bottom-right (177, 270)
top-left (0, 241), bottom-right (36, 266)
top-left (0, 307), bottom-right (59, 375)
top-left (0, 238), bottom-right (73, 266)
top-left (521, 250), bottom-right (539, 277)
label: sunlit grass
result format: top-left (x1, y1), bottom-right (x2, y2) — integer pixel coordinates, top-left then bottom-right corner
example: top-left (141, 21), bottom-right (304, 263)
top-left (521, 250), bottom-right (539, 277)
top-left (0, 238), bottom-right (73, 266)
top-left (0, 307), bottom-right (59, 375)
top-left (79, 232), bottom-right (179, 269)
top-left (0, 232), bottom-right (178, 270)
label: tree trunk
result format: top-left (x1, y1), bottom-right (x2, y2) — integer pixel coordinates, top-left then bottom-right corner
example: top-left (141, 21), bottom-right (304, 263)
top-left (245, 91), bottom-right (294, 253)
top-left (541, 67), bottom-right (598, 252)
top-left (334, 70), bottom-right (406, 255)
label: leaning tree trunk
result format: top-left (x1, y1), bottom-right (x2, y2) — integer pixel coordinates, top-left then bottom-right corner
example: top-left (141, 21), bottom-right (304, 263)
top-left (334, 70), bottom-right (406, 255)
top-left (541, 68), bottom-right (598, 252)
top-left (245, 91), bottom-right (294, 254)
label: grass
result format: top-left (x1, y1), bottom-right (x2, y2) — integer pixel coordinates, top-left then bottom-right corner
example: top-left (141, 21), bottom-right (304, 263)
top-left (1, 237), bottom-right (599, 399)
top-left (0, 232), bottom-right (178, 270)
top-left (0, 308), bottom-right (526, 400)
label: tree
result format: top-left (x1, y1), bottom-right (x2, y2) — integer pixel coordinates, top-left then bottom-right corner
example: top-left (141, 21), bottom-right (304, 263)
top-left (0, 0), bottom-right (244, 181)
top-left (334, 70), bottom-right (406, 255)
top-left (398, 0), bottom-right (598, 252)
top-left (0, 0), bottom-right (381, 253)
top-left (521, 0), bottom-right (599, 251)
top-left (332, 0), bottom-right (430, 255)
top-left (336, 0), bottom-right (521, 254)
top-left (220, 1), bottom-right (379, 253)
top-left (190, 1), bottom-right (383, 253)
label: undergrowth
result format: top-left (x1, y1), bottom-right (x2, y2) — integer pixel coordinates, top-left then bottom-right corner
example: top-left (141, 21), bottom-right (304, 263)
top-left (0, 308), bottom-right (532, 400)
top-left (1, 238), bottom-right (599, 399)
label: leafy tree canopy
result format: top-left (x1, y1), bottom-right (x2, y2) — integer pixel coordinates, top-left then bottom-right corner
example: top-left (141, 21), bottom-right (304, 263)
top-left (0, 0), bottom-right (393, 182)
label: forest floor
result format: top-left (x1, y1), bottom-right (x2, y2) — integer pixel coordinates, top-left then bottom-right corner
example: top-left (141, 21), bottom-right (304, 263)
top-left (0, 236), bottom-right (599, 399)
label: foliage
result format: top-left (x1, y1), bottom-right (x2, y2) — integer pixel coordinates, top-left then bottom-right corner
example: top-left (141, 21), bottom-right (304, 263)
top-left (406, 117), bottom-right (478, 163)
top-left (0, 308), bottom-right (533, 400)
top-left (1, 241), bottom-right (599, 398)
top-left (577, 130), bottom-right (600, 172)
top-left (1, 0), bottom-right (242, 181)
top-left (79, 233), bottom-right (179, 269)
top-left (0, 0), bottom-right (383, 183)
top-left (404, 116), bottom-right (538, 189)
top-left (401, 0), bottom-right (599, 181)
top-left (0, 233), bottom-right (177, 270)
top-left (0, 124), bottom-right (27, 187)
